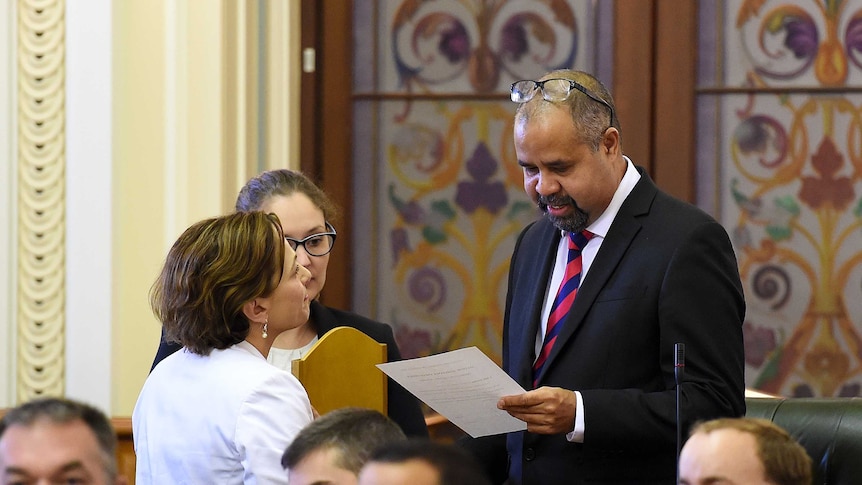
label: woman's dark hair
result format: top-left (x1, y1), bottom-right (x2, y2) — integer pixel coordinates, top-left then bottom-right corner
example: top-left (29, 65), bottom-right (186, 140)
top-left (235, 169), bottom-right (340, 225)
top-left (150, 211), bottom-right (286, 355)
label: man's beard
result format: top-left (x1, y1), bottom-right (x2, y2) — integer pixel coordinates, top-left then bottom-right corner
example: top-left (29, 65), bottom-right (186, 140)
top-left (538, 194), bottom-right (589, 233)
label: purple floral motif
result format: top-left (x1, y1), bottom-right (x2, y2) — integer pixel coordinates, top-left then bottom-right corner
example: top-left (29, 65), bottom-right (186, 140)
top-left (500, 17), bottom-right (529, 62)
top-left (400, 200), bottom-right (426, 224)
top-left (782, 16), bottom-right (818, 59)
top-left (735, 117), bottom-right (769, 153)
top-left (390, 227), bottom-right (411, 266)
top-left (845, 13), bottom-right (862, 69)
top-left (438, 21), bottom-right (470, 64)
top-left (390, 185), bottom-right (427, 225)
top-left (732, 115), bottom-right (787, 167)
top-left (743, 321), bottom-right (777, 367)
top-left (390, 1), bottom-right (577, 92)
top-left (394, 323), bottom-right (435, 359)
top-left (455, 143), bottom-right (508, 214)
top-left (409, 266), bottom-right (446, 312)
top-left (754, 9), bottom-right (817, 79)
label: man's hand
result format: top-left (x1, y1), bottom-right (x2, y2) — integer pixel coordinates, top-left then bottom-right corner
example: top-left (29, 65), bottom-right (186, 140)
top-left (497, 387), bottom-right (577, 434)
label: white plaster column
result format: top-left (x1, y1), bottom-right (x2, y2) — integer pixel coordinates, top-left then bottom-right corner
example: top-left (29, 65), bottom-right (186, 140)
top-left (65, 0), bottom-right (113, 411)
top-left (0, 0), bottom-right (18, 406)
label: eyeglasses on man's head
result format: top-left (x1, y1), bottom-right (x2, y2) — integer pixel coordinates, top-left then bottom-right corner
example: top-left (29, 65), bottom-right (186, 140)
top-left (510, 78), bottom-right (616, 127)
top-left (285, 222), bottom-right (337, 257)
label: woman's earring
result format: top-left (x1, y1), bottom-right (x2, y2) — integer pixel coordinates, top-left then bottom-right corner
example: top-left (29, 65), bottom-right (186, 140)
top-left (262, 319), bottom-right (268, 339)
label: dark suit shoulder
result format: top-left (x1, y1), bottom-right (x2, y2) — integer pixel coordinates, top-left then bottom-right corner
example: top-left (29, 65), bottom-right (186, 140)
top-left (313, 303), bottom-right (397, 347)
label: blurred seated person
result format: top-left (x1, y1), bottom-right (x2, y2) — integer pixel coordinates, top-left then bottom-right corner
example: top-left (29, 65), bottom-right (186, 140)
top-left (151, 169), bottom-right (427, 437)
top-left (282, 407), bottom-right (407, 485)
top-left (133, 211), bottom-right (315, 484)
top-left (358, 439), bottom-right (491, 485)
top-left (679, 417), bottom-right (812, 485)
top-left (0, 396), bottom-right (127, 485)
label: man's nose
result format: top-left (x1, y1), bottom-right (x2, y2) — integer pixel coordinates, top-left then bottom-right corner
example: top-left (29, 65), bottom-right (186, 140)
top-left (535, 173), bottom-right (558, 195)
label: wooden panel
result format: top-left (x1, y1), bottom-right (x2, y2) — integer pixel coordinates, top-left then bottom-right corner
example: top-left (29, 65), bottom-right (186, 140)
top-left (653, 0), bottom-right (697, 202)
top-left (113, 417), bottom-right (136, 484)
top-left (291, 327), bottom-right (388, 415)
top-left (613, 0), bottom-right (655, 174)
top-left (299, 0), bottom-right (318, 177)
top-left (301, 0), bottom-right (352, 311)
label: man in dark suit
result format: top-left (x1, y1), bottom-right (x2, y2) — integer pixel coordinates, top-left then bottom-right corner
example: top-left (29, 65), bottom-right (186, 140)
top-left (468, 70), bottom-right (745, 484)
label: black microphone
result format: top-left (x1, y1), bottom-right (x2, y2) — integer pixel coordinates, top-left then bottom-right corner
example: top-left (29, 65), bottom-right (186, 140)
top-left (675, 343), bottom-right (685, 485)
top-left (675, 343), bottom-right (685, 384)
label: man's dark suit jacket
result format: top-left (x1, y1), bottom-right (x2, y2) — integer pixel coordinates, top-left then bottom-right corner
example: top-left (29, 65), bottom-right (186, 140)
top-left (151, 299), bottom-right (429, 438)
top-left (482, 168), bottom-right (745, 484)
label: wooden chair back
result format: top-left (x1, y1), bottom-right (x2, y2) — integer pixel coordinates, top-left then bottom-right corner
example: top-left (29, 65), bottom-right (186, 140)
top-left (291, 326), bottom-right (388, 415)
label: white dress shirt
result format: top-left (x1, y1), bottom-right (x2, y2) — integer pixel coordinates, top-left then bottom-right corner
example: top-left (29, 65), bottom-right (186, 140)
top-left (535, 157), bottom-right (641, 442)
top-left (133, 340), bottom-right (314, 484)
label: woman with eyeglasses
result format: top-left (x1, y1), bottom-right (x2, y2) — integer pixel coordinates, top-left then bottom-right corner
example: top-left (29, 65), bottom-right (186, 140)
top-left (151, 169), bottom-right (428, 438)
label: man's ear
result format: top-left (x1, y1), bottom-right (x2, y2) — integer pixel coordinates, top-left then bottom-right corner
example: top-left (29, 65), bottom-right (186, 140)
top-left (242, 298), bottom-right (269, 324)
top-left (602, 127), bottom-right (620, 156)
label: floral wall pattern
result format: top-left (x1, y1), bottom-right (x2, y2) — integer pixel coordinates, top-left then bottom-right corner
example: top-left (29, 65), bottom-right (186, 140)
top-left (699, 0), bottom-right (862, 397)
top-left (352, 1), bottom-right (610, 363)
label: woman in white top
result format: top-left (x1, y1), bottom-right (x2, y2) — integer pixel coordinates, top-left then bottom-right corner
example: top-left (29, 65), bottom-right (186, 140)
top-left (133, 211), bottom-right (315, 484)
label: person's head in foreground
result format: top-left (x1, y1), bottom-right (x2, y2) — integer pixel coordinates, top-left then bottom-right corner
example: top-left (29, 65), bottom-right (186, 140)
top-left (282, 407), bottom-right (407, 485)
top-left (358, 439), bottom-right (491, 485)
top-left (151, 210), bottom-right (311, 355)
top-left (0, 397), bottom-right (127, 485)
top-left (679, 417), bottom-right (812, 485)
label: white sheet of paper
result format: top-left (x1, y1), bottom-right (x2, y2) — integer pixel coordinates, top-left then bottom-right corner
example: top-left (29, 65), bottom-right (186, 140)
top-left (377, 346), bottom-right (527, 437)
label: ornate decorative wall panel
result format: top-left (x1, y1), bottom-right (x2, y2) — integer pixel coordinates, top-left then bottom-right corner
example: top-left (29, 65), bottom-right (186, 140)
top-left (698, 0), bottom-right (862, 397)
top-left (16, 0), bottom-right (66, 399)
top-left (352, 1), bottom-right (609, 363)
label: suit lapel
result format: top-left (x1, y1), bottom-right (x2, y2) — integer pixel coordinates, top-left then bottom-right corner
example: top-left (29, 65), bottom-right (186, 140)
top-left (538, 170), bottom-right (658, 383)
top-left (511, 222), bottom-right (560, 387)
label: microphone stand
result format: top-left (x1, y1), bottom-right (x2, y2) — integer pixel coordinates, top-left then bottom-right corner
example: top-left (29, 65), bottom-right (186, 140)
top-left (675, 343), bottom-right (685, 485)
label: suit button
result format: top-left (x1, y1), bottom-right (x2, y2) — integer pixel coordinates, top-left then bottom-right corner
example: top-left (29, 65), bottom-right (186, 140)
top-left (524, 448), bottom-right (535, 461)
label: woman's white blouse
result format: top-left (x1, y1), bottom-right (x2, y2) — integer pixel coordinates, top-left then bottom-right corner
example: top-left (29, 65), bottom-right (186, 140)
top-left (133, 340), bottom-right (313, 484)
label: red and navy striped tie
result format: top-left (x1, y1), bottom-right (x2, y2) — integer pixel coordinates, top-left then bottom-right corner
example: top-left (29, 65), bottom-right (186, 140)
top-left (533, 230), bottom-right (593, 387)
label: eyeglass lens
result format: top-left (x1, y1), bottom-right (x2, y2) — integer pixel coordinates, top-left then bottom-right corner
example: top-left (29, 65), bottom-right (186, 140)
top-left (510, 78), bottom-right (615, 126)
top-left (286, 226), bottom-right (336, 257)
top-left (511, 79), bottom-right (564, 103)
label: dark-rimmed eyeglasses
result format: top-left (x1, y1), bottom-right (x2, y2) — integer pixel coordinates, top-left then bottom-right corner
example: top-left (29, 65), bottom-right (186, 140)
top-left (285, 222), bottom-right (337, 257)
top-left (510, 78), bottom-right (616, 127)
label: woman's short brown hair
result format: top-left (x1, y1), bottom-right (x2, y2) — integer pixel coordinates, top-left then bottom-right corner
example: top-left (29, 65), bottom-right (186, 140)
top-left (150, 211), bottom-right (286, 355)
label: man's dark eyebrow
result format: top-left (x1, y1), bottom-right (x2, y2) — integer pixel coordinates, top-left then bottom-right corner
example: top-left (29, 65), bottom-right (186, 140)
top-left (3, 465), bottom-right (33, 477)
top-left (57, 460), bottom-right (89, 474)
top-left (3, 461), bottom-right (93, 480)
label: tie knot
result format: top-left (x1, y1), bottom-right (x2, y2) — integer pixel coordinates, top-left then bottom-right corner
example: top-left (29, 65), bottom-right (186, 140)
top-left (568, 230), bottom-right (594, 250)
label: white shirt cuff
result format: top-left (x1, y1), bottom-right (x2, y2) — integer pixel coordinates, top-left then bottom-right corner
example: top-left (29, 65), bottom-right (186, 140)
top-left (566, 390), bottom-right (585, 442)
